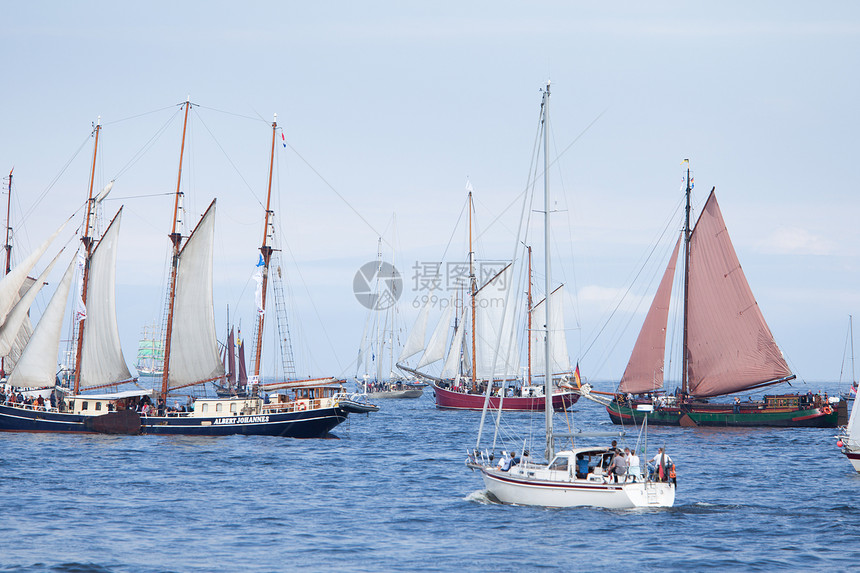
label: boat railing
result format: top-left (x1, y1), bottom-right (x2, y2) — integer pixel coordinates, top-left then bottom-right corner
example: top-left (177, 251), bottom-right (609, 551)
top-left (3, 402), bottom-right (56, 413)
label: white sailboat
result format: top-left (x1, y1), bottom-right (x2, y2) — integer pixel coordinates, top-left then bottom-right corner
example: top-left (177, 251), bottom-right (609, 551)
top-left (466, 83), bottom-right (675, 508)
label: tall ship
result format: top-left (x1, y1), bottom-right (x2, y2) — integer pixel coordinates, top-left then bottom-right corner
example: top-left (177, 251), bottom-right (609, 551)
top-left (396, 181), bottom-right (577, 412)
top-left (134, 322), bottom-right (163, 376)
top-left (0, 105), bottom-right (374, 436)
top-left (578, 164), bottom-right (843, 427)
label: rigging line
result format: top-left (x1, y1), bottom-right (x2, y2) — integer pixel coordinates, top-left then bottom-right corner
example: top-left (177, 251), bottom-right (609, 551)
top-left (101, 104), bottom-right (178, 126)
top-left (196, 104), bottom-right (269, 124)
top-left (282, 140), bottom-right (388, 250)
top-left (102, 192), bottom-right (175, 201)
top-left (193, 108), bottom-right (263, 208)
top-left (19, 133), bottom-right (92, 228)
top-left (278, 225), bottom-right (345, 375)
top-left (111, 107), bottom-right (182, 181)
top-left (580, 196), bottom-right (683, 363)
top-left (472, 107), bottom-right (607, 247)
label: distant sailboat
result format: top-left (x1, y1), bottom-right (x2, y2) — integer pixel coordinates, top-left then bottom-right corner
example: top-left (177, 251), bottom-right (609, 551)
top-left (578, 164), bottom-right (842, 428)
top-left (397, 191), bottom-right (578, 411)
top-left (135, 322), bottom-right (164, 376)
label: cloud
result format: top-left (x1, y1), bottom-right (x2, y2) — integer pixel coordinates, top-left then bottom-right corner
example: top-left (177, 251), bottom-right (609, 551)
top-left (758, 228), bottom-right (835, 255)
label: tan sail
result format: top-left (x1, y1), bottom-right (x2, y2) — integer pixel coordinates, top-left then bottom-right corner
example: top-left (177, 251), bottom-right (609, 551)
top-left (79, 209), bottom-right (134, 389)
top-left (618, 237), bottom-right (681, 394)
top-left (686, 190), bottom-right (792, 397)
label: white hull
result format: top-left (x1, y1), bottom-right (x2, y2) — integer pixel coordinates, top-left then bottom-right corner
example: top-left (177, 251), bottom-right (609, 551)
top-left (479, 465), bottom-right (675, 509)
top-left (842, 446), bottom-right (860, 472)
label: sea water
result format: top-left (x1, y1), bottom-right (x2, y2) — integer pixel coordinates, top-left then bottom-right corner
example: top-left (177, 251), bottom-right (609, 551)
top-left (1, 381), bottom-right (858, 572)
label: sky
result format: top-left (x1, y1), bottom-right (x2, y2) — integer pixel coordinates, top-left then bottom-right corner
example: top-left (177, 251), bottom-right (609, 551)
top-left (2, 2), bottom-right (860, 388)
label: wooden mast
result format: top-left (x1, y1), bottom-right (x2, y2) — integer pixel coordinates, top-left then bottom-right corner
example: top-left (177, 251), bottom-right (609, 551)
top-left (73, 118), bottom-right (101, 395)
top-left (160, 99), bottom-right (191, 401)
top-left (469, 191), bottom-right (476, 389)
top-left (681, 161), bottom-right (691, 396)
top-left (253, 114), bottom-right (278, 380)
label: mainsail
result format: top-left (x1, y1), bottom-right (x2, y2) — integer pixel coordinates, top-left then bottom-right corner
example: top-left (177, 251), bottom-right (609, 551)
top-left (685, 191), bottom-right (792, 397)
top-left (417, 296), bottom-right (455, 369)
top-left (5, 278), bottom-right (35, 373)
top-left (474, 264), bottom-right (518, 379)
top-left (167, 201), bottom-right (225, 389)
top-left (79, 209), bottom-right (133, 389)
top-left (618, 237), bottom-right (681, 394)
top-left (529, 285), bottom-right (571, 378)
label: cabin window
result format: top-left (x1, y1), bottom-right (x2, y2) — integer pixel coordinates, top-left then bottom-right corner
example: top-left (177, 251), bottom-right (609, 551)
top-left (230, 403), bottom-right (237, 413)
top-left (549, 456), bottom-right (569, 471)
top-left (201, 403), bottom-right (208, 413)
top-left (216, 403), bottom-right (223, 413)
top-left (81, 402), bottom-right (88, 411)
top-left (95, 402), bottom-right (102, 411)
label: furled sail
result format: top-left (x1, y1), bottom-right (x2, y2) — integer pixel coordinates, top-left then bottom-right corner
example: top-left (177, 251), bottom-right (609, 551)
top-left (0, 219), bottom-right (67, 324)
top-left (475, 264), bottom-right (519, 379)
top-left (0, 247), bottom-right (65, 357)
top-left (417, 296), bottom-right (455, 368)
top-left (4, 278), bottom-right (35, 373)
top-left (686, 190), bottom-right (792, 397)
top-left (618, 237), bottom-right (681, 394)
top-left (8, 254), bottom-right (77, 388)
top-left (79, 209), bottom-right (133, 389)
top-left (167, 201), bottom-right (226, 388)
top-left (441, 307), bottom-right (468, 378)
top-left (399, 296), bottom-right (432, 362)
top-left (529, 285), bottom-right (572, 379)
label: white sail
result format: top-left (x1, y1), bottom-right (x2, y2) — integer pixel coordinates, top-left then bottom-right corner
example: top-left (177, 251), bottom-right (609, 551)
top-left (475, 265), bottom-right (519, 379)
top-left (0, 219), bottom-right (67, 324)
top-left (8, 254), bottom-right (77, 388)
top-left (417, 296), bottom-right (455, 369)
top-left (529, 286), bottom-right (570, 377)
top-left (846, 398), bottom-right (860, 449)
top-left (168, 201), bottom-right (225, 388)
top-left (0, 247), bottom-right (65, 357)
top-left (399, 295), bottom-right (432, 362)
top-left (4, 278), bottom-right (35, 372)
top-left (79, 209), bottom-right (133, 389)
top-left (441, 307), bottom-right (468, 378)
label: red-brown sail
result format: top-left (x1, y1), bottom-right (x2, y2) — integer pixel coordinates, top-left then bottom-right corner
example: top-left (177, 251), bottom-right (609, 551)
top-left (686, 190), bottom-right (792, 397)
top-left (618, 236), bottom-right (681, 394)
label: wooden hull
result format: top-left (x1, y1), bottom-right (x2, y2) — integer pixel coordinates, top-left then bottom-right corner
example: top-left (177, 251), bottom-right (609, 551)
top-left (0, 403), bottom-right (348, 438)
top-left (607, 399), bottom-right (841, 428)
top-left (433, 383), bottom-right (578, 411)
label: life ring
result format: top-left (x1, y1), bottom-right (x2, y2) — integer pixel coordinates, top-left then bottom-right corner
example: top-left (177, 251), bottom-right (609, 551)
top-left (298, 402), bottom-right (307, 411)
top-left (822, 405), bottom-right (833, 415)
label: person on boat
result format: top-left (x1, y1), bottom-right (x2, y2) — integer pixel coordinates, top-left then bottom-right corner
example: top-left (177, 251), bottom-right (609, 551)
top-left (509, 451), bottom-right (520, 468)
top-left (606, 450), bottom-right (628, 483)
top-left (628, 448), bottom-right (642, 481)
top-left (575, 454), bottom-right (589, 478)
top-left (497, 451), bottom-right (512, 471)
top-left (649, 448), bottom-right (673, 481)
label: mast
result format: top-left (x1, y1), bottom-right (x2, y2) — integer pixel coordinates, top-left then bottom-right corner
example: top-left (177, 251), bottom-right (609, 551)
top-left (73, 117), bottom-right (101, 394)
top-left (4, 168), bottom-right (12, 274)
top-left (542, 81), bottom-right (553, 460)
top-left (852, 315), bottom-right (856, 386)
top-left (469, 191), bottom-right (477, 389)
top-left (527, 245), bottom-right (533, 386)
top-left (681, 161), bottom-right (691, 396)
top-left (161, 98), bottom-right (191, 401)
top-left (253, 114), bottom-right (277, 379)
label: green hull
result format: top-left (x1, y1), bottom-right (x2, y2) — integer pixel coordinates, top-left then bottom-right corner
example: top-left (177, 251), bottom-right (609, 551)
top-left (607, 400), bottom-right (841, 428)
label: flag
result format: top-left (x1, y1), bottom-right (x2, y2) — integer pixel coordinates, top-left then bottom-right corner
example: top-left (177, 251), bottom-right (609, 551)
top-left (465, 178), bottom-right (473, 192)
top-left (256, 253), bottom-right (264, 267)
top-left (574, 362), bottom-right (582, 388)
top-left (281, 132), bottom-right (286, 148)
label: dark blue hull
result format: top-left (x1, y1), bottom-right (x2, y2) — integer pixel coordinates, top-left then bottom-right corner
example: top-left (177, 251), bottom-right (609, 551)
top-left (0, 404), bottom-right (348, 438)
